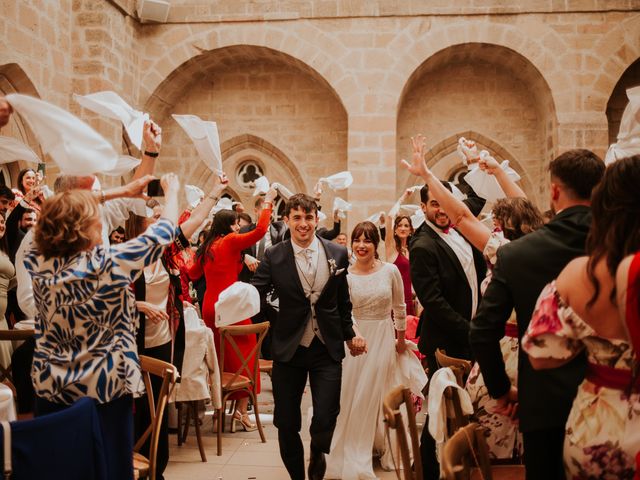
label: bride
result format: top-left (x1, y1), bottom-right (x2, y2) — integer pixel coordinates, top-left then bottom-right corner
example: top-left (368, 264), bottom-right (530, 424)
top-left (326, 221), bottom-right (427, 479)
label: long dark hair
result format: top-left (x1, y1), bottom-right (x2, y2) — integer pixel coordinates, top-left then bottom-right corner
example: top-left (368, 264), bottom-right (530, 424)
top-left (586, 155), bottom-right (640, 307)
top-left (17, 168), bottom-right (36, 195)
top-left (351, 221), bottom-right (380, 259)
top-left (393, 215), bottom-right (413, 254)
top-left (196, 210), bottom-right (238, 265)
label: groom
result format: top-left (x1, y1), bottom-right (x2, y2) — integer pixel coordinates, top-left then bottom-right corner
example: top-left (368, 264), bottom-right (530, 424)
top-left (252, 193), bottom-right (366, 480)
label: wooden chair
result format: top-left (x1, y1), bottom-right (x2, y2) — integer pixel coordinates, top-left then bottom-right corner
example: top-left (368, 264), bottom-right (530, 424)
top-left (382, 385), bottom-right (422, 480)
top-left (441, 423), bottom-right (525, 480)
top-left (176, 400), bottom-right (207, 462)
top-left (435, 349), bottom-right (472, 387)
top-left (0, 329), bottom-right (34, 382)
top-left (133, 355), bottom-right (178, 480)
top-left (216, 321), bottom-right (269, 456)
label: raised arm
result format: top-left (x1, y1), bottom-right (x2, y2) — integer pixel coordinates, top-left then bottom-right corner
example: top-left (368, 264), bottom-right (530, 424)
top-left (390, 264), bottom-right (407, 353)
top-left (479, 153), bottom-right (526, 199)
top-left (401, 134), bottom-right (491, 252)
top-left (179, 174), bottom-right (228, 239)
top-left (231, 187), bottom-right (277, 251)
top-left (132, 120), bottom-right (162, 181)
top-left (384, 214), bottom-right (396, 262)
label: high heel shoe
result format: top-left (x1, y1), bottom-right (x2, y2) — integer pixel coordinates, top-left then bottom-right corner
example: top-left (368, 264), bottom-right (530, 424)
top-left (231, 411), bottom-right (257, 432)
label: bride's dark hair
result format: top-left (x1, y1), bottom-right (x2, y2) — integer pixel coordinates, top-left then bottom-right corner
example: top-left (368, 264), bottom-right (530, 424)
top-left (350, 221), bottom-right (380, 259)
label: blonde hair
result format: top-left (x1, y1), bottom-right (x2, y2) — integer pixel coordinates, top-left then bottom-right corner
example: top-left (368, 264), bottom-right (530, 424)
top-left (34, 190), bottom-right (100, 259)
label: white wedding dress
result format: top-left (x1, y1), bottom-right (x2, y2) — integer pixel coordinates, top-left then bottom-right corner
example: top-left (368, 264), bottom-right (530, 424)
top-left (325, 262), bottom-right (428, 480)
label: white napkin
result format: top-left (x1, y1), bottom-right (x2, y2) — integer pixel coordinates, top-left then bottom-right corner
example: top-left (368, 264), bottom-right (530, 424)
top-left (411, 209), bottom-right (425, 229)
top-left (605, 86), bottom-right (640, 166)
top-left (365, 211), bottom-right (384, 224)
top-left (428, 367), bottom-right (473, 444)
top-left (333, 197), bottom-right (351, 219)
top-left (399, 204), bottom-right (421, 215)
top-left (449, 182), bottom-right (466, 201)
top-left (215, 282), bottom-right (260, 327)
top-left (318, 171), bottom-right (353, 191)
top-left (464, 151), bottom-right (521, 202)
top-left (0, 136), bottom-right (41, 164)
top-left (185, 184), bottom-right (204, 208)
top-left (172, 114), bottom-right (223, 174)
top-left (212, 197), bottom-right (233, 213)
top-left (272, 182), bottom-right (294, 200)
top-left (73, 91), bottom-right (149, 150)
top-left (407, 185), bottom-right (422, 193)
top-left (317, 210), bottom-right (327, 222)
top-left (6, 94), bottom-right (118, 175)
top-left (253, 175), bottom-right (270, 196)
top-left (102, 155), bottom-right (142, 177)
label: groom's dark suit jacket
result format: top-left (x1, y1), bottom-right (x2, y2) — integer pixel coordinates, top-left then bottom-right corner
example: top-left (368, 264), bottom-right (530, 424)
top-left (251, 236), bottom-right (355, 363)
top-left (470, 205), bottom-right (590, 432)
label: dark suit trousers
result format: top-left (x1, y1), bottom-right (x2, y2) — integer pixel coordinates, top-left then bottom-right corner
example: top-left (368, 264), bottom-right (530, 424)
top-left (523, 427), bottom-right (566, 480)
top-left (272, 337), bottom-right (342, 480)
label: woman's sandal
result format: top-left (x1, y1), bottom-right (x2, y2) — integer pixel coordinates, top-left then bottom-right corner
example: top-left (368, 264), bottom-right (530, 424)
top-left (231, 410), bottom-right (257, 432)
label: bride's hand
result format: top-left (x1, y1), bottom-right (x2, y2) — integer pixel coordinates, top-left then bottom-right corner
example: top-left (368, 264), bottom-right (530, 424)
top-left (395, 339), bottom-right (407, 354)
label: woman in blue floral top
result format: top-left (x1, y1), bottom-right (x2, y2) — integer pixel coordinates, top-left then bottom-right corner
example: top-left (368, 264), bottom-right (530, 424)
top-left (23, 174), bottom-right (181, 480)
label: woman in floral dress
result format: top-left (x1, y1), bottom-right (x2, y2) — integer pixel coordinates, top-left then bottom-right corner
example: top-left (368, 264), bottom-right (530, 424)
top-left (523, 155), bottom-right (640, 479)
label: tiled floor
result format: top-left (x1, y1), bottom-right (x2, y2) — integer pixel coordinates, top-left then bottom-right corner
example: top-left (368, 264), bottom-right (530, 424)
top-left (166, 372), bottom-right (422, 479)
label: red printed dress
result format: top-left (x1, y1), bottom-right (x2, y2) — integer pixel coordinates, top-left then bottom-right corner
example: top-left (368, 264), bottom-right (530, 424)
top-left (188, 206), bottom-right (272, 398)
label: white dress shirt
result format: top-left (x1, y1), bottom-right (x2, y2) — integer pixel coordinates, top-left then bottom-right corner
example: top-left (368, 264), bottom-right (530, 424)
top-left (291, 236), bottom-right (320, 279)
top-left (425, 220), bottom-right (479, 318)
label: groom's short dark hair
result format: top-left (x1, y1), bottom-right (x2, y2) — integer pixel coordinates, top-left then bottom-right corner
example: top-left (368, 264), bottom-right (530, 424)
top-left (284, 193), bottom-right (318, 217)
top-left (420, 180), bottom-right (452, 204)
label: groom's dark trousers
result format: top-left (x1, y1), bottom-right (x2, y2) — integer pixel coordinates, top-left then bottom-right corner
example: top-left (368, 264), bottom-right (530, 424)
top-left (272, 337), bottom-right (341, 480)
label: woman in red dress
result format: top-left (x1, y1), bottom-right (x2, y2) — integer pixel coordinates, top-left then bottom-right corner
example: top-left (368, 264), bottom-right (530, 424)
top-left (189, 187), bottom-right (277, 431)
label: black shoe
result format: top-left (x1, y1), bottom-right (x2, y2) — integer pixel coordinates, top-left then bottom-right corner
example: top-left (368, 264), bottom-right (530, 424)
top-left (308, 449), bottom-right (326, 480)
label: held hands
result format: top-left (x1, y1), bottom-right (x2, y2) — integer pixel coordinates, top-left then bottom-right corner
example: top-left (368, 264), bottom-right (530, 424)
top-left (346, 335), bottom-right (367, 357)
top-left (143, 120), bottom-right (162, 154)
top-left (400, 134), bottom-right (431, 179)
top-left (395, 339), bottom-right (407, 354)
top-left (210, 172), bottom-right (229, 198)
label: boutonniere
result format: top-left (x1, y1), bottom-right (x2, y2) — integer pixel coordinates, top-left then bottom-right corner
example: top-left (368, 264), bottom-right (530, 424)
top-left (328, 258), bottom-right (345, 277)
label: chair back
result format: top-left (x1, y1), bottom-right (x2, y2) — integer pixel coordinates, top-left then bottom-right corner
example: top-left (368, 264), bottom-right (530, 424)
top-left (0, 330), bottom-right (35, 382)
top-left (382, 385), bottom-right (422, 480)
top-left (134, 355), bottom-right (178, 480)
top-left (435, 349), bottom-right (472, 387)
top-left (218, 322), bottom-right (269, 390)
top-left (443, 383), bottom-right (470, 437)
top-left (441, 423), bottom-right (493, 480)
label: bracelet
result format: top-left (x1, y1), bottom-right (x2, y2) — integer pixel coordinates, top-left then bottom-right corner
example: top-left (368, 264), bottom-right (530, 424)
top-left (144, 151), bottom-right (159, 158)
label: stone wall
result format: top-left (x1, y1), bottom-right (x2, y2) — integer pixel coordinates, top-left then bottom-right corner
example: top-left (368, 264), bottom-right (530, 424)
top-left (0, 1), bottom-right (639, 230)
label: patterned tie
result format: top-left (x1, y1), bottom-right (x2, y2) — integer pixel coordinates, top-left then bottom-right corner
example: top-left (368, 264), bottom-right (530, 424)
top-left (303, 248), bottom-right (316, 277)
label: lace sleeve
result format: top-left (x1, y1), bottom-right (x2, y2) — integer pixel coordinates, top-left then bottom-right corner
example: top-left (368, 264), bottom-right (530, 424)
top-left (522, 282), bottom-right (593, 360)
top-left (482, 231), bottom-right (509, 266)
top-left (390, 263), bottom-right (407, 331)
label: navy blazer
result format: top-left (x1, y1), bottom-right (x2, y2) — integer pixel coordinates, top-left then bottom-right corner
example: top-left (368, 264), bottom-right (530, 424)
top-left (251, 236), bottom-right (354, 362)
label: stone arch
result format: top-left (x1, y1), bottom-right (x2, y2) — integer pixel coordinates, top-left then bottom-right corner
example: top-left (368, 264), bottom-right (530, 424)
top-left (383, 21), bottom-right (568, 118)
top-left (0, 63), bottom-right (42, 186)
top-left (606, 58), bottom-right (640, 145)
top-left (396, 43), bottom-right (556, 209)
top-left (402, 131), bottom-right (536, 204)
top-left (589, 15), bottom-right (640, 114)
top-left (189, 134), bottom-right (308, 209)
top-left (140, 26), bottom-right (352, 113)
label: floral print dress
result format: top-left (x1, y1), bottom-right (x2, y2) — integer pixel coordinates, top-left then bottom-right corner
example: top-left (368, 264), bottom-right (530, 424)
top-left (523, 281), bottom-right (640, 480)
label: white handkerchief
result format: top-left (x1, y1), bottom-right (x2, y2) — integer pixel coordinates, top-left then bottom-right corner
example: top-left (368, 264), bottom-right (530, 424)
top-left (212, 197), bottom-right (232, 213)
top-left (0, 136), bottom-right (41, 165)
top-left (449, 182), bottom-right (466, 201)
top-left (272, 182), bottom-right (294, 200)
top-left (333, 197), bottom-right (352, 213)
top-left (172, 114), bottom-right (223, 174)
top-left (399, 204), bottom-right (421, 215)
top-left (145, 206), bottom-right (154, 218)
top-left (317, 210), bottom-right (327, 222)
top-left (411, 210), bottom-right (425, 229)
top-left (102, 155), bottom-right (142, 177)
top-left (73, 91), bottom-right (149, 150)
top-left (464, 152), bottom-right (521, 202)
top-left (6, 94), bottom-right (118, 175)
top-left (365, 211), bottom-right (384, 224)
top-left (407, 185), bottom-right (422, 193)
top-left (185, 184), bottom-right (204, 208)
top-left (456, 137), bottom-right (479, 166)
top-left (605, 86), bottom-right (640, 166)
top-left (215, 282), bottom-right (260, 327)
top-left (253, 176), bottom-right (270, 196)
top-left (319, 171), bottom-right (353, 191)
